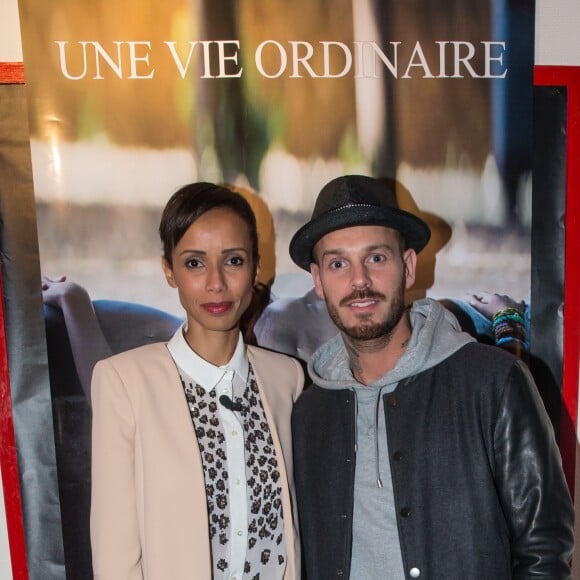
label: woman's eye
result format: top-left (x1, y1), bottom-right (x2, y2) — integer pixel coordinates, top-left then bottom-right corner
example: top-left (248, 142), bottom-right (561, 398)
top-left (227, 255), bottom-right (245, 266)
top-left (185, 258), bottom-right (201, 269)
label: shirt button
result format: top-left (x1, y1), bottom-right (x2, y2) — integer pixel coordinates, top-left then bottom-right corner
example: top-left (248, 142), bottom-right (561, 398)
top-left (393, 451), bottom-right (404, 461)
top-left (386, 395), bottom-right (397, 407)
top-left (236, 478), bottom-right (241, 485)
top-left (237, 530), bottom-right (243, 536)
top-left (400, 507), bottom-right (411, 518)
top-left (231, 430), bottom-right (238, 436)
top-left (409, 567), bottom-right (421, 578)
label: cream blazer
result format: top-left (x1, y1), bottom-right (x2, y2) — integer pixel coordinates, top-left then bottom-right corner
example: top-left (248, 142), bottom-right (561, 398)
top-left (90, 342), bottom-right (304, 580)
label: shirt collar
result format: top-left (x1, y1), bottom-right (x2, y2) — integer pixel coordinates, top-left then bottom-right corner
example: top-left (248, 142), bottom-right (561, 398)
top-left (167, 323), bottom-right (249, 390)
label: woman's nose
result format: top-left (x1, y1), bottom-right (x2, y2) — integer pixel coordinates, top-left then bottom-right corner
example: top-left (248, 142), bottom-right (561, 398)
top-left (206, 265), bottom-right (225, 292)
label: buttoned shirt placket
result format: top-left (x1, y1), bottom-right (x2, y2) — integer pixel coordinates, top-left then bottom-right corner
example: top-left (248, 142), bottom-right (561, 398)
top-left (217, 368), bottom-right (248, 580)
top-left (167, 325), bottom-right (249, 579)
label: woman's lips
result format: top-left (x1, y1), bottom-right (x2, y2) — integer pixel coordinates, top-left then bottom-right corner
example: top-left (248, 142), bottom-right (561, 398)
top-left (202, 302), bottom-right (233, 315)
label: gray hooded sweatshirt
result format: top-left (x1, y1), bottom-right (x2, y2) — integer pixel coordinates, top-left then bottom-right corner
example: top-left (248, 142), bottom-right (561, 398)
top-left (307, 298), bottom-right (475, 580)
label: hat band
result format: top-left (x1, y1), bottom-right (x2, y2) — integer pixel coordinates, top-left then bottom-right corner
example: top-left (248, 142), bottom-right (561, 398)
top-left (321, 202), bottom-right (383, 216)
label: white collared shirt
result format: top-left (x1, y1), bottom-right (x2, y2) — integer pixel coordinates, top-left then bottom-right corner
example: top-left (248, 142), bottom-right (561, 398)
top-left (167, 325), bottom-right (249, 580)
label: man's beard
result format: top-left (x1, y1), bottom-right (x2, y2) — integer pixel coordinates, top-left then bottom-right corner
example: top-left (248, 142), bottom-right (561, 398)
top-left (326, 283), bottom-right (406, 342)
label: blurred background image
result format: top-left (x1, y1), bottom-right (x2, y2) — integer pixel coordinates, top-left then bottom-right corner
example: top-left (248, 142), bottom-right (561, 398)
top-left (20, 0), bottom-right (534, 314)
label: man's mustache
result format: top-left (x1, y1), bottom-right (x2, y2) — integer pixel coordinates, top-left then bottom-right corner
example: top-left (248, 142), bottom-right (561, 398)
top-left (340, 289), bottom-right (386, 307)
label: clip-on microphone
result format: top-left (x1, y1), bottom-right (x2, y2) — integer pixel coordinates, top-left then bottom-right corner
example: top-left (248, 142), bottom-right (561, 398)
top-left (219, 394), bottom-right (244, 413)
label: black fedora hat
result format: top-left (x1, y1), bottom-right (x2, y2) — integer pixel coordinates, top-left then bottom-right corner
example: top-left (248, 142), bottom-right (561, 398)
top-left (289, 175), bottom-right (431, 271)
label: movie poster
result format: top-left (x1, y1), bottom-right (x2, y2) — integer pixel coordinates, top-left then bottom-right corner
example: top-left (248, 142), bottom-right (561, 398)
top-left (16, 0), bottom-right (535, 577)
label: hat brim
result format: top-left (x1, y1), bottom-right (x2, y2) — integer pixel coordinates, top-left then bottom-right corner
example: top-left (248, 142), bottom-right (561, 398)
top-left (289, 205), bottom-right (431, 271)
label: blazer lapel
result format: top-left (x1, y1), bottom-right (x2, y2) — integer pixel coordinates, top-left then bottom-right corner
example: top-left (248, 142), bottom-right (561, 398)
top-left (247, 347), bottom-right (298, 579)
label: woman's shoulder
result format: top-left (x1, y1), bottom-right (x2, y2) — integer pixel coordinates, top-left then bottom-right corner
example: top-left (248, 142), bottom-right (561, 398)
top-left (248, 344), bottom-right (298, 363)
top-left (97, 341), bottom-right (172, 371)
top-left (247, 345), bottom-right (306, 399)
top-left (247, 344), bottom-right (305, 374)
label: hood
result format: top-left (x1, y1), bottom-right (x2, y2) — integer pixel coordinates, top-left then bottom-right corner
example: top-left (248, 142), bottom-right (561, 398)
top-left (308, 298), bottom-right (475, 390)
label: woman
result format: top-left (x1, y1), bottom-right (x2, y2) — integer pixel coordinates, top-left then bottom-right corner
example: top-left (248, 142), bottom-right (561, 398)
top-left (90, 182), bottom-right (304, 580)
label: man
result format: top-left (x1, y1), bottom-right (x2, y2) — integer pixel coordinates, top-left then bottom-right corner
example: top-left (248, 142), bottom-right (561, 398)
top-left (289, 175), bottom-right (574, 579)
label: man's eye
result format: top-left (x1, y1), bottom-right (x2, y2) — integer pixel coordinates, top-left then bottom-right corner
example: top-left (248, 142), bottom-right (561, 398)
top-left (369, 254), bottom-right (385, 263)
top-left (329, 260), bottom-right (345, 270)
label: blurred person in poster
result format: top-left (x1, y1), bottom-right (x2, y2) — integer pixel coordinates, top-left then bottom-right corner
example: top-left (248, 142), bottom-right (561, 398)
top-left (43, 281), bottom-right (529, 400)
top-left (255, 280), bottom-right (530, 364)
top-left (90, 182), bottom-right (303, 579)
top-left (42, 276), bottom-right (182, 402)
top-left (42, 183), bottom-right (276, 405)
top-left (289, 175), bottom-right (573, 579)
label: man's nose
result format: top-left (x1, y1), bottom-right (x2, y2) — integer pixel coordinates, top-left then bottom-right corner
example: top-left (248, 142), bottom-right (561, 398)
top-left (350, 262), bottom-right (371, 289)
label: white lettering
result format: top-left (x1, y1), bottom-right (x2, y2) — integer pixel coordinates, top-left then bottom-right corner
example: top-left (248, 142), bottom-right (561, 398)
top-left (199, 41), bottom-right (214, 79)
top-left (127, 41), bottom-right (154, 79)
top-left (54, 38), bottom-right (509, 81)
top-left (215, 40), bottom-right (243, 78)
top-left (289, 41), bottom-right (318, 78)
top-left (352, 41), bottom-right (366, 78)
top-left (93, 41), bottom-right (124, 79)
top-left (55, 41), bottom-right (88, 80)
top-left (402, 41), bottom-right (434, 78)
top-left (436, 41), bottom-right (450, 78)
top-left (451, 41), bottom-right (480, 78)
top-left (165, 41), bottom-right (199, 78)
top-left (255, 40), bottom-right (287, 79)
top-left (482, 41), bottom-right (507, 78)
top-left (368, 41), bottom-right (399, 78)
top-left (321, 41), bottom-right (352, 78)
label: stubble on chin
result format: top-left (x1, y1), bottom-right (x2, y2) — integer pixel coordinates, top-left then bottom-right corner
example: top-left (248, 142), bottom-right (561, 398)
top-left (327, 287), bottom-right (406, 344)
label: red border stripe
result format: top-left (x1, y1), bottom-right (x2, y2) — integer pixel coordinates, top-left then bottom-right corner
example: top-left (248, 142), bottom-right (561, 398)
top-left (0, 267), bottom-right (28, 578)
top-left (534, 65), bottom-right (580, 493)
top-left (0, 63), bottom-right (25, 84)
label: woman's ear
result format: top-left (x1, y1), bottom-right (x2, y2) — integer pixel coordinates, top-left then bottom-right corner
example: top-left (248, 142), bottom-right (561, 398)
top-left (161, 257), bottom-right (177, 288)
top-left (254, 258), bottom-right (261, 286)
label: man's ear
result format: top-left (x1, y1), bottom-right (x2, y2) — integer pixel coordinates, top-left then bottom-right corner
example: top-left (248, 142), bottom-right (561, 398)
top-left (403, 249), bottom-right (417, 290)
top-left (310, 262), bottom-right (325, 300)
top-left (161, 257), bottom-right (177, 288)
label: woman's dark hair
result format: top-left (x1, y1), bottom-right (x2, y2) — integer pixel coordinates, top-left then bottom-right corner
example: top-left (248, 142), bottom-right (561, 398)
top-left (159, 182), bottom-right (268, 344)
top-left (159, 182), bottom-right (259, 268)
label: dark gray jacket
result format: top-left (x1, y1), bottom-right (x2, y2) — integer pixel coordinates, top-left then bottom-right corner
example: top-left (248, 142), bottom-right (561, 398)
top-left (292, 342), bottom-right (574, 579)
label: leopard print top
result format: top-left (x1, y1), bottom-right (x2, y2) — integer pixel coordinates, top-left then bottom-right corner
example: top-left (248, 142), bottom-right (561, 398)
top-left (180, 364), bottom-right (286, 579)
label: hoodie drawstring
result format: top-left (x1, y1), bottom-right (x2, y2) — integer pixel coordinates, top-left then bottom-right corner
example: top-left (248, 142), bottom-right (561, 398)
top-left (353, 390), bottom-right (359, 453)
top-left (374, 391), bottom-right (383, 488)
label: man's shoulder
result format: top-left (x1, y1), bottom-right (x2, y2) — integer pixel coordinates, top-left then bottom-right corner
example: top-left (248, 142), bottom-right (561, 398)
top-left (294, 380), bottom-right (348, 412)
top-left (443, 341), bottom-right (518, 371)
top-left (414, 342), bottom-right (527, 401)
